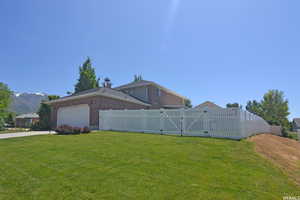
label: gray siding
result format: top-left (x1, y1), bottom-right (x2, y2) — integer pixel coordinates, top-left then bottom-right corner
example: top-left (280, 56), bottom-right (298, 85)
top-left (123, 86), bottom-right (148, 102)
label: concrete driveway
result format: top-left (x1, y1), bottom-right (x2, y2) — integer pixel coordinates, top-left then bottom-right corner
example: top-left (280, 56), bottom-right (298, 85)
top-left (0, 131), bottom-right (56, 139)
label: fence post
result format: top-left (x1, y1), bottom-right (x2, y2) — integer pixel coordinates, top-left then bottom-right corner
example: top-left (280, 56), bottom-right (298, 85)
top-left (180, 108), bottom-right (184, 136)
top-left (160, 109), bottom-right (164, 135)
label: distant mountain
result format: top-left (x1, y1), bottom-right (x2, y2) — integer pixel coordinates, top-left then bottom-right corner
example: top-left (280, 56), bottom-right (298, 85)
top-left (9, 92), bottom-right (48, 114)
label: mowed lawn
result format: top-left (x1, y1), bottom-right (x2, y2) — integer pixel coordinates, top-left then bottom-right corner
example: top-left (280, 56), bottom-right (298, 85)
top-left (0, 131), bottom-right (299, 200)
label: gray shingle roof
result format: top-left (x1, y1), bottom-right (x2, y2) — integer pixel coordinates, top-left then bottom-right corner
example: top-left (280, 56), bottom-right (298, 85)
top-left (114, 80), bottom-right (153, 90)
top-left (46, 87), bottom-right (150, 106)
top-left (16, 113), bottom-right (39, 119)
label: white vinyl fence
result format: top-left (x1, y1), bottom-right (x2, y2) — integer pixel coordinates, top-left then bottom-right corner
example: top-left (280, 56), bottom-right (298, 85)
top-left (99, 108), bottom-right (270, 140)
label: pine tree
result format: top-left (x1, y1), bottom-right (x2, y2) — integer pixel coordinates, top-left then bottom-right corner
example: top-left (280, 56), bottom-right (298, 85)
top-left (184, 99), bottom-right (192, 108)
top-left (133, 74), bottom-right (143, 82)
top-left (33, 95), bottom-right (60, 130)
top-left (74, 58), bottom-right (100, 93)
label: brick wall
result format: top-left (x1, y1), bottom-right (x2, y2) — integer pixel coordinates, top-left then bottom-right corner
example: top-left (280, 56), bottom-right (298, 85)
top-left (50, 95), bottom-right (148, 129)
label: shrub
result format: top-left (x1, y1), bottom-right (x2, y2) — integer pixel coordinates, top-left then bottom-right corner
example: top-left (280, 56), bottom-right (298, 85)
top-left (31, 122), bottom-right (43, 131)
top-left (281, 127), bottom-right (289, 138)
top-left (72, 127), bottom-right (81, 134)
top-left (82, 126), bottom-right (90, 134)
top-left (55, 125), bottom-right (90, 135)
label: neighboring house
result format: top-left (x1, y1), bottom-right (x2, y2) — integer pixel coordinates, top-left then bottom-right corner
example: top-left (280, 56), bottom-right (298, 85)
top-left (292, 118), bottom-right (300, 132)
top-left (194, 101), bottom-right (222, 110)
top-left (46, 80), bottom-right (187, 129)
top-left (15, 113), bottom-right (39, 128)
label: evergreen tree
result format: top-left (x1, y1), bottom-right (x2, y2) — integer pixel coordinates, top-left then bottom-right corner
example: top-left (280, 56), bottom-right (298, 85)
top-left (184, 99), bottom-right (192, 108)
top-left (33, 95), bottom-right (60, 130)
top-left (226, 103), bottom-right (242, 109)
top-left (74, 58), bottom-right (100, 93)
top-left (133, 74), bottom-right (143, 82)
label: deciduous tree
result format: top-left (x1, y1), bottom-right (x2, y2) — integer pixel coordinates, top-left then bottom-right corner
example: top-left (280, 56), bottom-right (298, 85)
top-left (0, 82), bottom-right (12, 130)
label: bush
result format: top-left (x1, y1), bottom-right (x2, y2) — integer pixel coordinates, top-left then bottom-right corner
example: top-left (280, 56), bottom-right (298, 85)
top-left (281, 127), bottom-right (289, 138)
top-left (55, 125), bottom-right (90, 135)
top-left (287, 131), bottom-right (299, 141)
top-left (82, 126), bottom-right (91, 134)
top-left (30, 122), bottom-right (43, 131)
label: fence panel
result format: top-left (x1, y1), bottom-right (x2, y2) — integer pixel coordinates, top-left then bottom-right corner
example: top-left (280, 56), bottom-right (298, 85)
top-left (99, 108), bottom-right (270, 139)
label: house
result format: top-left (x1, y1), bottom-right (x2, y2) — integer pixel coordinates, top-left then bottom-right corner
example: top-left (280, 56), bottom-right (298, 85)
top-left (15, 113), bottom-right (39, 128)
top-left (194, 101), bottom-right (222, 110)
top-left (292, 118), bottom-right (300, 132)
top-left (46, 80), bottom-right (187, 129)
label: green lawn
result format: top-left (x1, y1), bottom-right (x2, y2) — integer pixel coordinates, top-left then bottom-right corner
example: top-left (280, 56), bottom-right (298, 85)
top-left (0, 128), bottom-right (28, 134)
top-left (288, 131), bottom-right (299, 141)
top-left (0, 131), bottom-right (298, 200)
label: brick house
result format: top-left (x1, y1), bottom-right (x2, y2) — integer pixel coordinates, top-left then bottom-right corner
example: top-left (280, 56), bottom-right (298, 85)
top-left (46, 80), bottom-right (187, 129)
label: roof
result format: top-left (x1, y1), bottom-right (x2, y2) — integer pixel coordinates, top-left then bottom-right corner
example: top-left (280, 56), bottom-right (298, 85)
top-left (114, 80), bottom-right (187, 99)
top-left (45, 87), bottom-right (151, 106)
top-left (16, 113), bottom-right (39, 119)
top-left (194, 101), bottom-right (222, 109)
top-left (293, 118), bottom-right (300, 127)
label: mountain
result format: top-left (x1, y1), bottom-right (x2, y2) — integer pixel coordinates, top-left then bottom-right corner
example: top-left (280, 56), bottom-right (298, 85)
top-left (9, 92), bottom-right (48, 114)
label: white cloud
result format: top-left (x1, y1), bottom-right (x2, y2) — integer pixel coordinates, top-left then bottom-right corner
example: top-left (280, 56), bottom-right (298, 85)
top-left (162, 0), bottom-right (181, 51)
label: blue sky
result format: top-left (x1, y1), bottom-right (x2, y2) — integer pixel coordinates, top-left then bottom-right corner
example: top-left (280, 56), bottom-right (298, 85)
top-left (0, 0), bottom-right (299, 118)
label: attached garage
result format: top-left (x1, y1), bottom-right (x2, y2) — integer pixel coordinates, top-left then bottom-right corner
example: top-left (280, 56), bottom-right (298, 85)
top-left (47, 87), bottom-right (150, 129)
top-left (57, 104), bottom-right (90, 127)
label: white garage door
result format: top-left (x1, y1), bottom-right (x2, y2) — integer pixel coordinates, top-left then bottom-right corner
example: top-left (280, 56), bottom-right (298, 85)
top-left (57, 104), bottom-right (90, 127)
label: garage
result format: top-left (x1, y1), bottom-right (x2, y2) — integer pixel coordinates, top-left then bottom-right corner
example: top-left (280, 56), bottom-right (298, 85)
top-left (57, 104), bottom-right (90, 127)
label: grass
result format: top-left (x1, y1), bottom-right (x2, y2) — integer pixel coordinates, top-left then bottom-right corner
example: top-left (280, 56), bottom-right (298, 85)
top-left (0, 131), bottom-right (299, 200)
top-left (0, 128), bottom-right (29, 134)
top-left (287, 131), bottom-right (299, 141)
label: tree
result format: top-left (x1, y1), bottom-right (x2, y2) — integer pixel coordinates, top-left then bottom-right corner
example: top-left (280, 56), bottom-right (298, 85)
top-left (226, 103), bottom-right (242, 109)
top-left (4, 112), bottom-right (15, 127)
top-left (74, 58), bottom-right (100, 93)
top-left (246, 100), bottom-right (263, 116)
top-left (0, 82), bottom-right (12, 130)
top-left (184, 99), bottom-right (192, 108)
top-left (33, 95), bottom-right (60, 130)
top-left (246, 90), bottom-right (290, 129)
top-left (0, 82), bottom-right (11, 115)
top-left (133, 74), bottom-right (143, 82)
top-left (260, 90), bottom-right (290, 127)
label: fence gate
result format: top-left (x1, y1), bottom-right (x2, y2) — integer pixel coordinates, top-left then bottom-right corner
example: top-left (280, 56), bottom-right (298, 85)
top-left (183, 108), bottom-right (209, 136)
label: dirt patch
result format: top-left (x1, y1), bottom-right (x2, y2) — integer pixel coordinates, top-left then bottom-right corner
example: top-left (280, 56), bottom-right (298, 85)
top-left (248, 134), bottom-right (300, 185)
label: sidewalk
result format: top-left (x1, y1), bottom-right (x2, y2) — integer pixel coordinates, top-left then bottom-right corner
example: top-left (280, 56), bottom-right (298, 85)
top-left (0, 131), bottom-right (56, 139)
